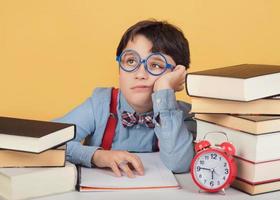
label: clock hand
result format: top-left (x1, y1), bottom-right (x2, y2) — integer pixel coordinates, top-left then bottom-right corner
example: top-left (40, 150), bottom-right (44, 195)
top-left (199, 167), bottom-right (211, 171)
top-left (211, 169), bottom-right (214, 180)
top-left (212, 166), bottom-right (221, 176)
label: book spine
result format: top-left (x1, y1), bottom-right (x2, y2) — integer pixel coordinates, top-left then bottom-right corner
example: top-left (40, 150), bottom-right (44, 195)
top-left (63, 147), bottom-right (66, 167)
top-left (185, 73), bottom-right (191, 96)
top-left (76, 165), bottom-right (81, 191)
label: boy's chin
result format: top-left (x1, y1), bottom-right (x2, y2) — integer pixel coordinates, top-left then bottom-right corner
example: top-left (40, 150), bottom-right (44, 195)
top-left (127, 92), bottom-right (152, 106)
top-left (131, 91), bottom-right (151, 99)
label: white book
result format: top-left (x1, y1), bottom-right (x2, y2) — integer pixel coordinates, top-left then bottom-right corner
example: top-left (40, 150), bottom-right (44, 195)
top-left (78, 153), bottom-right (180, 191)
top-left (236, 157), bottom-right (280, 184)
top-left (186, 64), bottom-right (280, 101)
top-left (195, 114), bottom-right (280, 135)
top-left (191, 96), bottom-right (280, 115)
top-left (0, 116), bottom-right (75, 153)
top-left (196, 120), bottom-right (280, 162)
top-left (0, 162), bottom-right (77, 200)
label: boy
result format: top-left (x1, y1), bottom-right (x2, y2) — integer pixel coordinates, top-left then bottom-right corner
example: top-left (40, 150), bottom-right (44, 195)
top-left (54, 20), bottom-right (196, 178)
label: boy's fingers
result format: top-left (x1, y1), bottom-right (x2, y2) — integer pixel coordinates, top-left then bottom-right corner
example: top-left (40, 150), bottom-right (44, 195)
top-left (130, 154), bottom-right (145, 175)
top-left (123, 151), bottom-right (142, 166)
top-left (180, 79), bottom-right (185, 85)
top-left (176, 65), bottom-right (186, 73)
top-left (174, 65), bottom-right (185, 70)
top-left (110, 162), bottom-right (122, 177)
top-left (130, 154), bottom-right (144, 168)
top-left (174, 67), bottom-right (186, 78)
top-left (126, 155), bottom-right (144, 176)
top-left (176, 85), bottom-right (184, 92)
top-left (118, 162), bottom-right (135, 178)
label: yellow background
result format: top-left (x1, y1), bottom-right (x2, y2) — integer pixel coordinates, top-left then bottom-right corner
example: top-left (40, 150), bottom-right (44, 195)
top-left (1, 0), bottom-right (280, 120)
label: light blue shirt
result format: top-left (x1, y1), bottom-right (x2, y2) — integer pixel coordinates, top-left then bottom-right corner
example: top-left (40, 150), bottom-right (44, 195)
top-left (54, 88), bottom-right (196, 173)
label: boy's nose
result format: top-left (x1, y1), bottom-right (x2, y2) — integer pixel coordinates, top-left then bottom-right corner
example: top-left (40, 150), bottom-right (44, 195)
top-left (135, 63), bottom-right (149, 79)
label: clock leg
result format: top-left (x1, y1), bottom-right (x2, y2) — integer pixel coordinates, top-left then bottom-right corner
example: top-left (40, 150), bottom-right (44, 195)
top-left (218, 188), bottom-right (226, 195)
top-left (198, 189), bottom-right (204, 193)
top-left (198, 188), bottom-right (226, 195)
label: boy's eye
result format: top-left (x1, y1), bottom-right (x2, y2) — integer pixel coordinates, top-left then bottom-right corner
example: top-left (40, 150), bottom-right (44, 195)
top-left (147, 55), bottom-right (166, 71)
top-left (149, 62), bottom-right (165, 69)
top-left (127, 59), bottom-right (136, 65)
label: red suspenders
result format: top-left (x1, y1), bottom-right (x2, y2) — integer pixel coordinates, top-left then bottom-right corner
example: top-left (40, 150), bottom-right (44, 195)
top-left (101, 88), bottom-right (119, 150)
top-left (100, 88), bottom-right (159, 151)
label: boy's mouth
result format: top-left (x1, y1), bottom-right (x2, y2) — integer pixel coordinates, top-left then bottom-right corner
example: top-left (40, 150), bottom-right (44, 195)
top-left (131, 85), bottom-right (150, 89)
top-left (131, 85), bottom-right (151, 92)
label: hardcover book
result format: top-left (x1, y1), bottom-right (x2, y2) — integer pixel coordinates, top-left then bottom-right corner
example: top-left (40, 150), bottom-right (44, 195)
top-left (0, 116), bottom-right (75, 153)
top-left (186, 64), bottom-right (280, 101)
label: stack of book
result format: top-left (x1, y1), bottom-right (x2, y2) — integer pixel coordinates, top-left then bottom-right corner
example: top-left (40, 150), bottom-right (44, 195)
top-left (0, 116), bottom-right (77, 200)
top-left (186, 64), bottom-right (280, 195)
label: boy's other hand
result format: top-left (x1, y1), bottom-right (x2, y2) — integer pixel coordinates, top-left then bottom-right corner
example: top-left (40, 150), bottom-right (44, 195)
top-left (92, 150), bottom-right (145, 178)
top-left (153, 65), bottom-right (186, 92)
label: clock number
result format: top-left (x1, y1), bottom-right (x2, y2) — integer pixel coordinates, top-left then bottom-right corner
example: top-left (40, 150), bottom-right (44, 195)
top-left (200, 160), bottom-right (205, 165)
top-left (211, 153), bottom-right (217, 159)
top-left (217, 180), bottom-right (220, 185)
top-left (197, 166), bottom-right (201, 171)
top-left (224, 162), bottom-right (227, 167)
top-left (210, 181), bottom-right (214, 187)
top-left (205, 155), bottom-right (209, 160)
top-left (225, 169), bottom-right (229, 174)
top-left (199, 174), bottom-right (202, 179)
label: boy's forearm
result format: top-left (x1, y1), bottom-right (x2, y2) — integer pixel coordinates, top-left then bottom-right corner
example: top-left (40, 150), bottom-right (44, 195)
top-left (52, 96), bottom-right (99, 167)
top-left (66, 140), bottom-right (100, 168)
top-left (152, 89), bottom-right (194, 173)
top-left (154, 110), bottom-right (194, 173)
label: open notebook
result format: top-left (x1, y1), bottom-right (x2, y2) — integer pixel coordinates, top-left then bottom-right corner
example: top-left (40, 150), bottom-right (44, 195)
top-left (77, 152), bottom-right (180, 191)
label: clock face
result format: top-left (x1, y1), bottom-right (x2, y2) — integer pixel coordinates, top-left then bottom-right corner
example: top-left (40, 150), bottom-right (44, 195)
top-left (193, 150), bottom-right (230, 190)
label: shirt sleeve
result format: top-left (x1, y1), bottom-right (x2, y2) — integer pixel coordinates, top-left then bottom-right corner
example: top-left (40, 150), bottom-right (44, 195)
top-left (52, 97), bottom-right (100, 168)
top-left (152, 89), bottom-right (195, 173)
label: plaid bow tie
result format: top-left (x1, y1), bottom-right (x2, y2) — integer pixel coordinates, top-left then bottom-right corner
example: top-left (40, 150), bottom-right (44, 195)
top-left (121, 111), bottom-right (155, 128)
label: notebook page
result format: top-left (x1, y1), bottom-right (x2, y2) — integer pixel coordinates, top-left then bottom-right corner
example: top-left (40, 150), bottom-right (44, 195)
top-left (80, 152), bottom-right (179, 190)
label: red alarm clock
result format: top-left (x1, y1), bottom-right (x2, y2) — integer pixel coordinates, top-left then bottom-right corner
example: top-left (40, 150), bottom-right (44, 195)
top-left (190, 131), bottom-right (237, 193)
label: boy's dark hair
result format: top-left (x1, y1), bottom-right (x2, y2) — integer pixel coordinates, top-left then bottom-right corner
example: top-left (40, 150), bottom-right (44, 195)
top-left (116, 19), bottom-right (190, 69)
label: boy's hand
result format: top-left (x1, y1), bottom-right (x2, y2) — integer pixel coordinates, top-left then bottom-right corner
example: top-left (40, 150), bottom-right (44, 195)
top-left (92, 150), bottom-right (144, 178)
top-left (153, 65), bottom-right (186, 92)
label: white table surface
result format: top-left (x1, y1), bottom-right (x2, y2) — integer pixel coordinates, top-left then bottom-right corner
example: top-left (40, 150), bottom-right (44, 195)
top-left (30, 173), bottom-right (280, 200)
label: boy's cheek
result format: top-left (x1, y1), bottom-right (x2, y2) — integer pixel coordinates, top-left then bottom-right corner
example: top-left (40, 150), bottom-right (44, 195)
top-left (119, 72), bottom-right (129, 87)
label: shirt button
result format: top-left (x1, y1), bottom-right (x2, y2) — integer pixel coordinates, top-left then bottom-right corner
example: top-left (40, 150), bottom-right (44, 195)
top-left (136, 125), bottom-right (140, 129)
top-left (156, 99), bottom-right (161, 104)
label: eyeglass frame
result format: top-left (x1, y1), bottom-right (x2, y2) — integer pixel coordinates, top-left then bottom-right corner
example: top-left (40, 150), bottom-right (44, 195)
top-left (116, 49), bottom-right (175, 76)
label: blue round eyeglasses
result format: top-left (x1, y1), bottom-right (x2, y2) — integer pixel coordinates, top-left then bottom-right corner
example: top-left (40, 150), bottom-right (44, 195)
top-left (116, 49), bottom-right (175, 76)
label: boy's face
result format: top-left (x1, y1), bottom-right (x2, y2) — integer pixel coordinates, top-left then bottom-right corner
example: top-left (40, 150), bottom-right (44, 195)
top-left (119, 34), bottom-right (175, 112)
